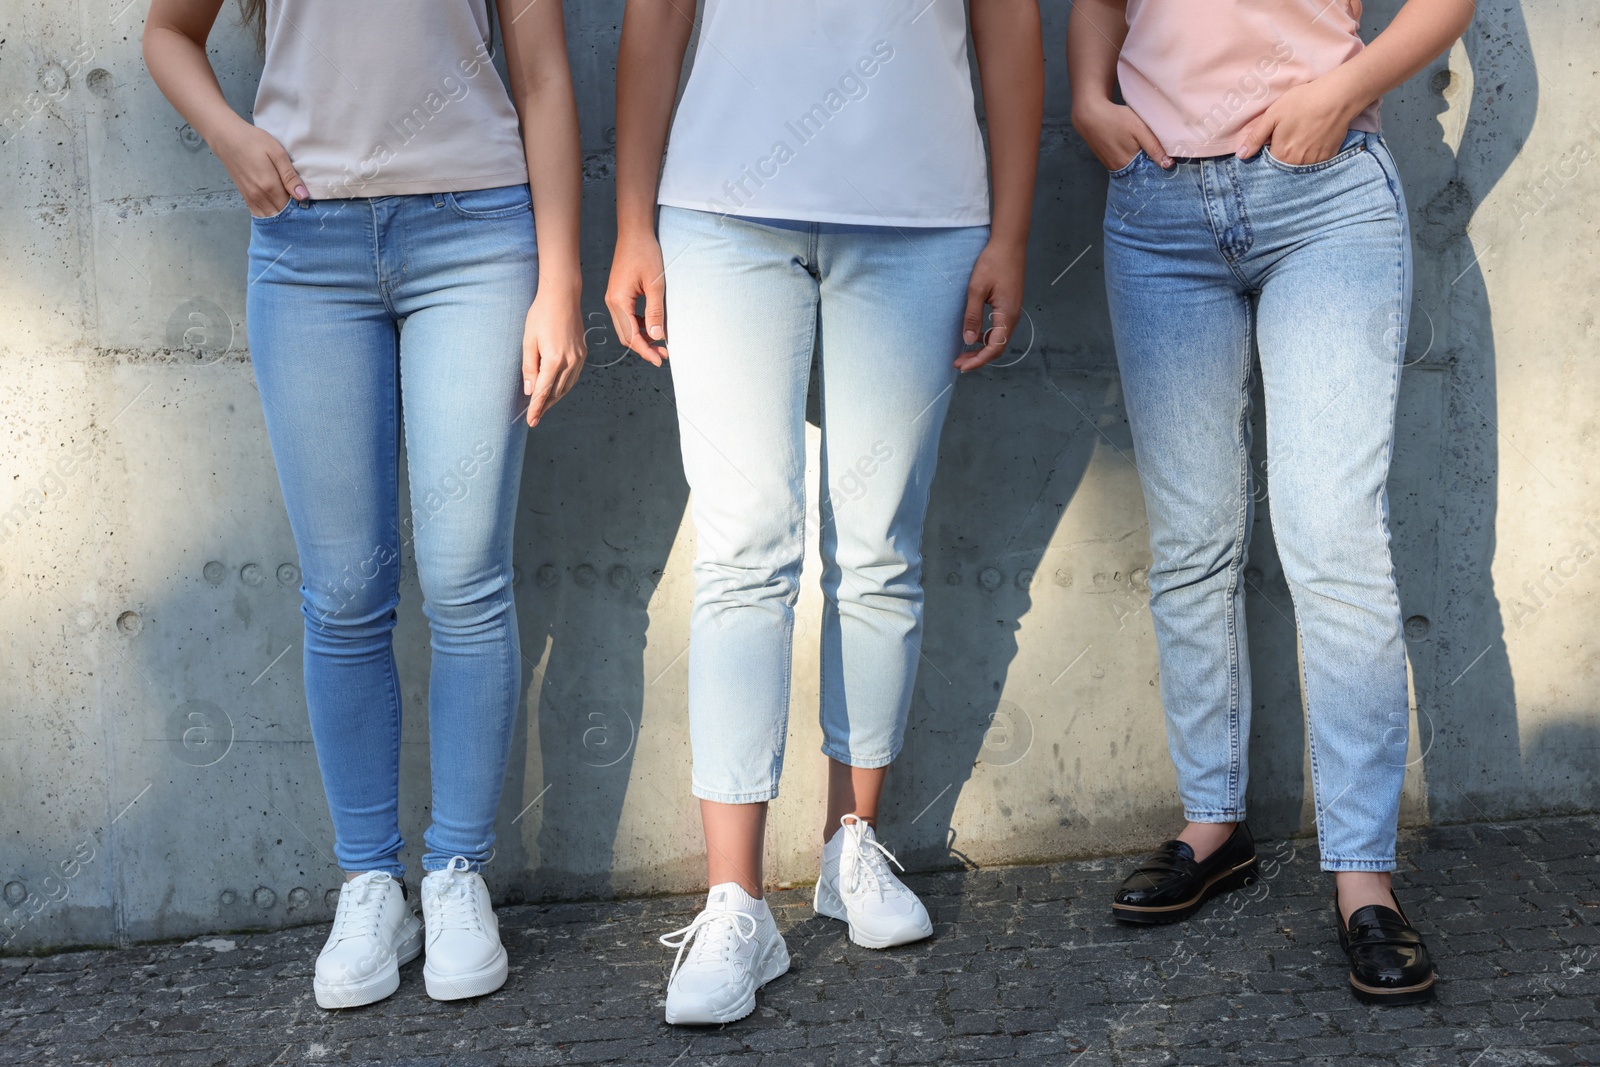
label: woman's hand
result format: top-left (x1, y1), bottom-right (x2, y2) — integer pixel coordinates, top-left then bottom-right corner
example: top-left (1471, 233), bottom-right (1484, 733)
top-left (523, 282), bottom-right (587, 427)
top-left (1235, 77), bottom-right (1364, 165)
top-left (604, 229), bottom-right (669, 367)
top-left (957, 239), bottom-right (1027, 373)
top-left (1072, 97), bottom-right (1172, 173)
top-left (213, 121), bottom-right (307, 218)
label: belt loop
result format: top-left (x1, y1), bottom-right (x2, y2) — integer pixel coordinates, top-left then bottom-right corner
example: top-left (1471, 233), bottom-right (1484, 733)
top-left (433, 192), bottom-right (446, 209)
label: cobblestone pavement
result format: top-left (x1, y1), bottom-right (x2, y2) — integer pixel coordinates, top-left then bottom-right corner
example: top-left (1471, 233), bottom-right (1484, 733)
top-left (3, 816), bottom-right (1599, 1066)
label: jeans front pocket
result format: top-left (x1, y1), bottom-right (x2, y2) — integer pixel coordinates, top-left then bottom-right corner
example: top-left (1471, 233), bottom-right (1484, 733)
top-left (445, 184), bottom-right (532, 219)
top-left (249, 197), bottom-right (297, 223)
top-left (1108, 150), bottom-right (1147, 180)
top-left (1262, 131), bottom-right (1369, 175)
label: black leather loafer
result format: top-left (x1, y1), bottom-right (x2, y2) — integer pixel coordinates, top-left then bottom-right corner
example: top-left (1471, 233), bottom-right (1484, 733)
top-left (1337, 895), bottom-right (1436, 1005)
top-left (1111, 823), bottom-right (1259, 924)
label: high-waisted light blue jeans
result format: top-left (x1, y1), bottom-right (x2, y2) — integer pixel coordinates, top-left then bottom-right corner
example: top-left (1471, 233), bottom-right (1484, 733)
top-left (658, 206), bottom-right (989, 803)
top-left (1103, 132), bottom-right (1411, 872)
top-left (246, 185), bottom-right (536, 876)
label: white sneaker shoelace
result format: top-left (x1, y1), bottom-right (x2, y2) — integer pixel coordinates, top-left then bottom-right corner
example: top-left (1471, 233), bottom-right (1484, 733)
top-left (659, 908), bottom-right (759, 985)
top-left (426, 857), bottom-right (486, 936)
top-left (838, 818), bottom-right (908, 901)
top-left (330, 872), bottom-right (393, 944)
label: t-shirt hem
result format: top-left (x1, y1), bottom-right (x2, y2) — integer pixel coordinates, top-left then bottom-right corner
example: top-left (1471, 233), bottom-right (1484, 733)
top-left (656, 197), bottom-right (990, 229)
top-left (304, 168), bottom-right (531, 200)
top-left (1159, 113), bottom-right (1382, 160)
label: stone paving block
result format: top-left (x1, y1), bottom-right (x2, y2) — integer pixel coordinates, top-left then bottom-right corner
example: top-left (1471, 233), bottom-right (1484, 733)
top-left (5, 817), bottom-right (1600, 1065)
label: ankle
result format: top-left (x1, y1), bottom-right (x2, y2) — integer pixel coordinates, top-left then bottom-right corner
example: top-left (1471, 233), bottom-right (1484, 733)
top-left (822, 812), bottom-right (874, 845)
top-left (1175, 821), bottom-right (1236, 863)
top-left (710, 879), bottom-right (765, 907)
top-left (1334, 872), bottom-right (1396, 923)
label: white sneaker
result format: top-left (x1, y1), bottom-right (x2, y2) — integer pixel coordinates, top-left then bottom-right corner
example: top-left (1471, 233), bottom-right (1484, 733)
top-left (420, 856), bottom-right (509, 1001)
top-left (814, 815), bottom-right (933, 949)
top-left (660, 882), bottom-right (790, 1025)
top-left (314, 870), bottom-right (423, 1009)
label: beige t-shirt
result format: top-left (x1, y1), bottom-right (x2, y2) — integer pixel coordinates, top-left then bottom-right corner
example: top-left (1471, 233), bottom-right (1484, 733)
top-left (251, 0), bottom-right (529, 199)
top-left (1119, 0), bottom-right (1383, 158)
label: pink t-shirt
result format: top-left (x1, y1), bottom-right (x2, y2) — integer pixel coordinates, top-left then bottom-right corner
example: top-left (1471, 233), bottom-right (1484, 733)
top-left (1118, 0), bottom-right (1383, 158)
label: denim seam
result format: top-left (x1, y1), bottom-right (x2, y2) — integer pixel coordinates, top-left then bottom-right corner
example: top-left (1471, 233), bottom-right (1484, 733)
top-left (692, 782), bottom-right (781, 805)
top-left (367, 199), bottom-right (400, 320)
top-left (1319, 858), bottom-right (1397, 873)
top-left (1370, 136), bottom-right (1407, 216)
top-left (1223, 299), bottom-right (1254, 812)
top-left (1198, 162), bottom-right (1254, 287)
top-left (1222, 163), bottom-right (1254, 267)
top-left (364, 640), bottom-right (405, 876)
top-left (819, 740), bottom-right (899, 771)
top-left (1183, 809), bottom-right (1247, 822)
top-left (771, 280), bottom-right (820, 799)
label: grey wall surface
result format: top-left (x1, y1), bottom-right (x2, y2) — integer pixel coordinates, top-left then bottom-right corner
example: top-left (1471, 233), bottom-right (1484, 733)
top-left (1, 1), bottom-right (1593, 952)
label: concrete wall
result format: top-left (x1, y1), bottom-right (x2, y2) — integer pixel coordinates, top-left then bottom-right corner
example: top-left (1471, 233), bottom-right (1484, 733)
top-left (1, 0), bottom-right (1593, 952)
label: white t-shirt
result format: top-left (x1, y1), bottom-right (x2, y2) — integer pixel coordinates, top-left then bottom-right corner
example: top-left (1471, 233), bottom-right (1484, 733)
top-left (657, 0), bottom-right (991, 227)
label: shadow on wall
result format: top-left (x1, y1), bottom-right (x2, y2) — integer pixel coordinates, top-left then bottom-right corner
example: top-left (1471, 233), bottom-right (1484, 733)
top-left (1386, 0), bottom-right (1533, 824)
top-left (508, 367), bottom-right (693, 901)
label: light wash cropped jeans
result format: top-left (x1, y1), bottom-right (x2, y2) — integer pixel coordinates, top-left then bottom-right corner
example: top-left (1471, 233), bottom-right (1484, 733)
top-left (245, 185), bottom-right (536, 876)
top-left (658, 206), bottom-right (989, 803)
top-left (1103, 132), bottom-right (1412, 872)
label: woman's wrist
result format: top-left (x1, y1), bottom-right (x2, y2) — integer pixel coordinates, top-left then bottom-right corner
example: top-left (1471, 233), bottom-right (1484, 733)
top-left (535, 269), bottom-right (583, 299)
top-left (201, 110), bottom-right (255, 155)
top-left (983, 229), bottom-right (1030, 258)
top-left (1310, 64), bottom-right (1374, 126)
top-left (1070, 93), bottom-right (1120, 129)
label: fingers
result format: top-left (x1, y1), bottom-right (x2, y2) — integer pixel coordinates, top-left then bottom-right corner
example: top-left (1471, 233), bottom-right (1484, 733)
top-left (526, 352), bottom-right (562, 427)
top-left (957, 309), bottom-right (1012, 373)
top-left (962, 284), bottom-right (985, 348)
top-left (268, 142), bottom-right (309, 202)
top-left (643, 276), bottom-right (668, 356)
top-left (1132, 121), bottom-right (1174, 169)
top-left (1235, 110), bottom-right (1277, 159)
top-left (604, 279), bottom-right (665, 367)
top-left (522, 333), bottom-right (541, 425)
top-left (554, 351), bottom-right (585, 403)
top-left (955, 287), bottom-right (1019, 373)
